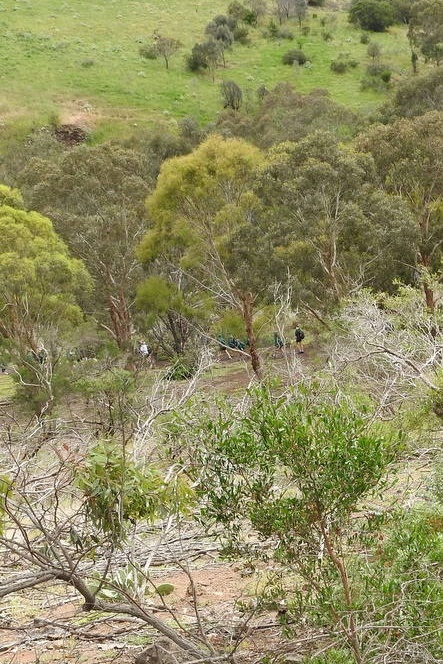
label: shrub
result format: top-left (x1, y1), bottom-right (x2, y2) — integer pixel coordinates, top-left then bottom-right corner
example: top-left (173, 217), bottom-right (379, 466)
top-left (330, 59), bottom-right (348, 73)
top-left (139, 44), bottom-right (157, 60)
top-left (366, 62), bottom-right (387, 75)
top-left (220, 80), bottom-right (243, 110)
top-left (360, 31), bottom-right (370, 43)
top-left (186, 42), bottom-right (209, 71)
top-left (81, 58), bottom-right (95, 68)
top-left (278, 28), bottom-right (294, 40)
top-left (322, 30), bottom-right (333, 41)
top-left (228, 0), bottom-right (257, 23)
top-left (282, 49), bottom-right (309, 65)
top-left (380, 69), bottom-right (391, 82)
top-left (367, 41), bottom-right (381, 61)
top-left (233, 25), bottom-right (250, 43)
top-left (301, 25), bottom-right (311, 35)
top-left (266, 19), bottom-right (279, 38)
top-left (212, 13), bottom-right (237, 30)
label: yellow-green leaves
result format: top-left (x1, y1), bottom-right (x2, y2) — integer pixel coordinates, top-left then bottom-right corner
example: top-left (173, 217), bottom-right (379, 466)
top-left (0, 194), bottom-right (92, 345)
top-left (139, 135), bottom-right (263, 269)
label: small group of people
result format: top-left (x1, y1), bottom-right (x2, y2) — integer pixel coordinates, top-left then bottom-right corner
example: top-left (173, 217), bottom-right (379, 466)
top-left (217, 335), bottom-right (248, 352)
top-left (274, 324), bottom-right (305, 354)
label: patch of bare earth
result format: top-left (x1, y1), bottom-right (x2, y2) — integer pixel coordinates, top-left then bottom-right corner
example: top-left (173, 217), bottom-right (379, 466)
top-left (0, 558), bottom-right (264, 664)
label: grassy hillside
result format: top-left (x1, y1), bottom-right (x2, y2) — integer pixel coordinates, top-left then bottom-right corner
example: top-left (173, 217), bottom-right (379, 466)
top-left (0, 0), bottom-right (414, 140)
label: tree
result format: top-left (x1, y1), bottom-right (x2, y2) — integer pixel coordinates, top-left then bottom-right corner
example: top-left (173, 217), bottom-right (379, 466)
top-left (17, 144), bottom-right (152, 349)
top-left (220, 80), bottom-right (243, 110)
top-left (328, 287), bottom-right (443, 419)
top-left (275, 0), bottom-right (291, 23)
top-left (379, 67), bottom-right (443, 120)
top-left (135, 274), bottom-right (212, 357)
top-left (0, 187), bottom-right (91, 414)
top-left (174, 384), bottom-right (402, 664)
top-left (349, 0), bottom-right (395, 31)
top-left (294, 0), bottom-right (308, 27)
top-left (186, 40), bottom-right (224, 79)
top-left (391, 0), bottom-right (416, 24)
top-left (256, 131), bottom-right (417, 308)
top-left (408, 0), bottom-right (443, 65)
top-left (140, 34), bottom-right (182, 70)
top-left (216, 84), bottom-right (362, 148)
top-left (357, 111), bottom-right (443, 311)
top-left (137, 135), bottom-right (267, 377)
top-left (367, 41), bottom-right (381, 62)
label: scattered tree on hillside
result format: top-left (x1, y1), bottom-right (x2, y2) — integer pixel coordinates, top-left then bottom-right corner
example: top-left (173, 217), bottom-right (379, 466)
top-left (367, 41), bottom-right (381, 62)
top-left (186, 40), bottom-right (224, 78)
top-left (379, 68), bottom-right (443, 120)
top-left (294, 0), bottom-right (308, 27)
top-left (140, 34), bottom-right (182, 70)
top-left (221, 80), bottom-right (243, 110)
top-left (349, 0), bottom-right (395, 32)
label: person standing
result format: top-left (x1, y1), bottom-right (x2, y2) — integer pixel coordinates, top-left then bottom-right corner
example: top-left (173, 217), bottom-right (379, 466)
top-left (294, 325), bottom-right (305, 353)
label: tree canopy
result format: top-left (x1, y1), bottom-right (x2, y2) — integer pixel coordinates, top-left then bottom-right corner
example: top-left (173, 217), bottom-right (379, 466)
top-left (0, 188), bottom-right (91, 351)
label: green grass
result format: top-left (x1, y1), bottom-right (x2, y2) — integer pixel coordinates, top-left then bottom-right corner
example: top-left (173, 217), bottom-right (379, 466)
top-left (0, 374), bottom-right (14, 399)
top-left (0, 0), bottom-right (420, 140)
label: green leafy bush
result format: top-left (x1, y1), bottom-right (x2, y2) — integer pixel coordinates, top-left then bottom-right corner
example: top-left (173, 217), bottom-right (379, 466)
top-left (330, 59), bottom-right (348, 73)
top-left (282, 49), bottom-right (309, 65)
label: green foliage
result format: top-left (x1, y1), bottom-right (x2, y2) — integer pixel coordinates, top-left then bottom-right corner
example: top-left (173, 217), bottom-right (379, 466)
top-left (257, 131), bottom-right (417, 305)
top-left (182, 384), bottom-right (400, 543)
top-left (163, 353), bottom-right (199, 381)
top-left (330, 59), bottom-right (349, 73)
top-left (171, 384), bottom-right (404, 659)
top-left (77, 442), bottom-right (168, 541)
top-left (380, 67), bottom-right (443, 120)
top-left (135, 274), bottom-right (212, 357)
top-left (139, 44), bottom-right (158, 60)
top-left (357, 112), bottom-right (443, 296)
top-left (282, 49), bottom-right (309, 65)
top-left (220, 80), bottom-right (243, 110)
top-left (408, 0), bottom-right (443, 65)
top-left (304, 652), bottom-right (353, 664)
top-left (0, 195), bottom-right (91, 342)
top-left (0, 184), bottom-right (24, 209)
top-left (349, 0), bottom-right (395, 32)
top-left (358, 507), bottom-right (443, 659)
top-left (156, 583), bottom-right (175, 597)
top-left (75, 368), bottom-right (136, 437)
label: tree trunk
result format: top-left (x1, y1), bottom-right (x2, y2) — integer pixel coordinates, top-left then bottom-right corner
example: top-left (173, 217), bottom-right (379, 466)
top-left (418, 246), bottom-right (435, 313)
top-left (240, 291), bottom-right (262, 379)
top-left (108, 290), bottom-right (133, 349)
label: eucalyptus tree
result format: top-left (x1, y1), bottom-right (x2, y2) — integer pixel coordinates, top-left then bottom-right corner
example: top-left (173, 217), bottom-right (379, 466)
top-left (256, 131), bottom-right (417, 310)
top-left (0, 187), bottom-right (91, 414)
top-left (137, 135), bottom-right (268, 377)
top-left (17, 144), bottom-right (153, 349)
top-left (358, 111), bottom-right (443, 311)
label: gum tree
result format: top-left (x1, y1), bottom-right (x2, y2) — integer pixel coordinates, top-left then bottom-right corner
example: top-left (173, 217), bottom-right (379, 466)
top-left (137, 135), bottom-right (267, 377)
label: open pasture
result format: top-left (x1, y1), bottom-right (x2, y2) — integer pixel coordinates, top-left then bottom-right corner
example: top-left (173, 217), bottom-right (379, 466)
top-left (0, 0), bottom-right (413, 139)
